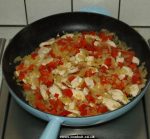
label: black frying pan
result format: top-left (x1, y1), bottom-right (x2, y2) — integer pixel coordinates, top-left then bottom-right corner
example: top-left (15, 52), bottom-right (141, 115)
top-left (2, 12), bottom-right (150, 139)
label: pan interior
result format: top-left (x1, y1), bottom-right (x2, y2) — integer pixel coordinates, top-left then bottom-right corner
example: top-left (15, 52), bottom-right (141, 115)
top-left (2, 12), bottom-right (150, 114)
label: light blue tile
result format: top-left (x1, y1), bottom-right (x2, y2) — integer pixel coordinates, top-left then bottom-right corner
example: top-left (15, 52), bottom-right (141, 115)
top-left (73, 0), bottom-right (119, 19)
top-left (26, 0), bottom-right (71, 24)
top-left (0, 0), bottom-right (26, 25)
top-left (120, 0), bottom-right (150, 26)
top-left (134, 28), bottom-right (150, 41)
top-left (0, 27), bottom-right (23, 40)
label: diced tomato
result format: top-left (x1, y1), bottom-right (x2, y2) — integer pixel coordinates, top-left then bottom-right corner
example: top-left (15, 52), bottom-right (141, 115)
top-left (62, 89), bottom-right (73, 98)
top-left (23, 83), bottom-right (31, 90)
top-left (18, 71), bottom-right (27, 80)
top-left (47, 61), bottom-right (58, 69)
top-left (35, 92), bottom-right (43, 100)
top-left (54, 93), bottom-right (59, 99)
top-left (49, 50), bottom-right (56, 58)
top-left (31, 52), bottom-right (38, 59)
top-left (100, 65), bottom-right (108, 73)
top-left (132, 71), bottom-right (141, 84)
top-left (16, 63), bottom-right (24, 71)
top-left (56, 38), bottom-right (68, 46)
top-left (79, 103), bottom-right (88, 116)
top-left (79, 36), bottom-right (87, 48)
top-left (60, 110), bottom-right (71, 116)
top-left (80, 81), bottom-right (88, 89)
top-left (27, 64), bottom-right (35, 71)
top-left (97, 104), bottom-right (108, 113)
top-left (85, 69), bottom-right (95, 77)
top-left (39, 65), bottom-right (50, 76)
top-left (129, 63), bottom-right (137, 70)
top-left (68, 75), bottom-right (76, 82)
top-left (39, 76), bottom-right (53, 87)
top-left (122, 50), bottom-right (135, 64)
top-left (91, 51), bottom-right (102, 58)
top-left (118, 62), bottom-right (124, 68)
top-left (99, 32), bottom-right (113, 41)
top-left (104, 58), bottom-right (112, 67)
top-left (86, 94), bottom-right (95, 103)
top-left (100, 75), bottom-right (109, 84)
top-left (111, 48), bottom-right (119, 58)
top-left (35, 100), bottom-right (47, 111)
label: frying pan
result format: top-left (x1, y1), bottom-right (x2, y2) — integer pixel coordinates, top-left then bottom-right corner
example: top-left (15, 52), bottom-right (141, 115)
top-left (2, 12), bottom-right (150, 139)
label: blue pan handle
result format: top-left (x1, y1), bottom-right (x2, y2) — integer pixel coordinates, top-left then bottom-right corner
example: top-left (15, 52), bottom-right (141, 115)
top-left (40, 117), bottom-right (63, 139)
top-left (80, 6), bottom-right (111, 16)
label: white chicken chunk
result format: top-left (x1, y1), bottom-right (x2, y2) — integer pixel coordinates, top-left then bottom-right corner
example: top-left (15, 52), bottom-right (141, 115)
top-left (128, 84), bottom-right (140, 97)
top-left (49, 84), bottom-right (62, 98)
top-left (132, 56), bottom-right (140, 65)
top-left (39, 38), bottom-right (55, 47)
top-left (85, 34), bottom-right (101, 41)
top-left (106, 40), bottom-right (117, 48)
top-left (122, 66), bottom-right (133, 77)
top-left (71, 76), bottom-right (83, 88)
top-left (108, 89), bottom-right (129, 104)
top-left (38, 47), bottom-right (51, 58)
top-left (84, 77), bottom-right (95, 88)
top-left (116, 57), bottom-right (124, 63)
top-left (72, 89), bottom-right (85, 101)
top-left (40, 84), bottom-right (49, 100)
top-left (102, 97), bottom-right (122, 111)
top-left (61, 33), bottom-right (74, 39)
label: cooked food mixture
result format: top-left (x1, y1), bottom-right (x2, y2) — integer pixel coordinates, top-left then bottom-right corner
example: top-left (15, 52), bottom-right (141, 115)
top-left (14, 29), bottom-right (147, 117)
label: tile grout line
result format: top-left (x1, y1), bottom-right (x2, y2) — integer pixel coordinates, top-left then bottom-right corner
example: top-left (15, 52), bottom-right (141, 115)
top-left (71, 0), bottom-right (73, 12)
top-left (118, 0), bottom-right (121, 20)
top-left (1, 94), bottom-right (11, 139)
top-left (24, 0), bottom-right (29, 25)
top-left (142, 97), bottom-right (150, 139)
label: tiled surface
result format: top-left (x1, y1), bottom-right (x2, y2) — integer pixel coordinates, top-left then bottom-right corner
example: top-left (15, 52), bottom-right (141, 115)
top-left (26, 0), bottom-right (71, 23)
top-left (134, 28), bottom-right (150, 41)
top-left (0, 27), bottom-right (23, 40)
top-left (0, 0), bottom-right (26, 25)
top-left (120, 0), bottom-right (150, 26)
top-left (73, 0), bottom-right (119, 19)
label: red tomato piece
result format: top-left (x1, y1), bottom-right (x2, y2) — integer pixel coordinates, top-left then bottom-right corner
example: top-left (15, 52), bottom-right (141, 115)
top-left (68, 75), bottom-right (76, 82)
top-left (111, 48), bottom-right (119, 58)
top-left (86, 94), bottom-right (95, 103)
top-left (54, 93), bottom-right (59, 98)
top-left (85, 69), bottom-right (95, 77)
top-left (99, 32), bottom-right (113, 42)
top-left (100, 65), bottom-right (108, 73)
top-left (104, 58), bottom-right (112, 67)
top-left (16, 63), bottom-right (24, 71)
top-left (35, 100), bottom-right (47, 111)
top-left (62, 89), bottom-right (73, 98)
top-left (39, 76), bottom-right (53, 87)
top-left (39, 65), bottom-right (50, 76)
top-left (18, 71), bottom-right (27, 80)
top-left (97, 104), bottom-right (108, 113)
top-left (60, 110), bottom-right (71, 116)
top-left (132, 71), bottom-right (141, 84)
top-left (100, 75), bottom-right (109, 84)
top-left (49, 50), bottom-right (56, 58)
top-left (23, 83), bottom-right (31, 90)
top-left (31, 52), bottom-right (38, 59)
top-left (79, 103), bottom-right (88, 116)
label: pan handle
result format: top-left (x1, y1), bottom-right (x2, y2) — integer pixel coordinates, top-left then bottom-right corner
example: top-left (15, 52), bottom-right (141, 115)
top-left (40, 117), bottom-right (63, 139)
top-left (80, 6), bottom-right (111, 16)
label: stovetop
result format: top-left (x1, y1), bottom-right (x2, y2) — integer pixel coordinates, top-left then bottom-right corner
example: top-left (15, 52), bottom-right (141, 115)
top-left (0, 39), bottom-right (150, 139)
